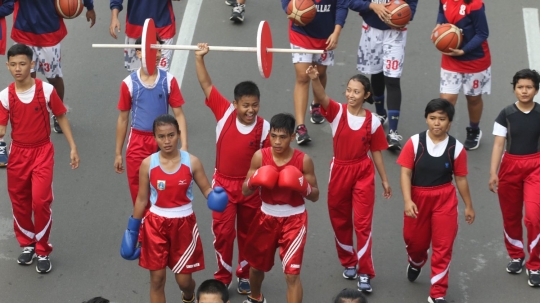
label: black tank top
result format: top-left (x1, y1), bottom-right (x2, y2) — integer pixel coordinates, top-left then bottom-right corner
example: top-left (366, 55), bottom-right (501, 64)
top-left (412, 131), bottom-right (456, 187)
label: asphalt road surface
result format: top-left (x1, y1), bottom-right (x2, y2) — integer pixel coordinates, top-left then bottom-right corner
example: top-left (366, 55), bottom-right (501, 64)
top-left (1, 1), bottom-right (540, 302)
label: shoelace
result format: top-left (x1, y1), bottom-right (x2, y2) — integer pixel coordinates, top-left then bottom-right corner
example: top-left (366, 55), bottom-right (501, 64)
top-left (530, 269), bottom-right (540, 274)
top-left (311, 105), bottom-right (321, 116)
top-left (389, 130), bottom-right (403, 141)
top-left (21, 247), bottom-right (34, 253)
top-left (510, 258), bottom-right (523, 263)
top-left (0, 146), bottom-right (5, 155)
top-left (359, 276), bottom-right (369, 283)
top-left (233, 4), bottom-right (244, 13)
top-left (37, 255), bottom-right (49, 261)
top-left (296, 126), bottom-right (307, 136)
top-left (239, 278), bottom-right (250, 283)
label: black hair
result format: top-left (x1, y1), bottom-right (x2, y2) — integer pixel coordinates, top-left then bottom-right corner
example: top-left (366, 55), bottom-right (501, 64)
top-left (463, 0), bottom-right (472, 4)
top-left (348, 74), bottom-right (374, 104)
top-left (135, 34), bottom-right (164, 51)
top-left (7, 44), bottom-right (33, 61)
top-left (196, 279), bottom-right (229, 302)
top-left (270, 113), bottom-right (296, 136)
top-left (511, 69), bottom-right (540, 91)
top-left (234, 81), bottom-right (260, 102)
top-left (152, 114), bottom-right (180, 136)
top-left (424, 98), bottom-right (455, 122)
top-left (333, 288), bottom-right (367, 303)
top-left (82, 297), bottom-right (110, 303)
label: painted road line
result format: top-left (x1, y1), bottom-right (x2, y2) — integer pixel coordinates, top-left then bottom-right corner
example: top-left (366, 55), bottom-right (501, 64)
top-left (523, 8), bottom-right (540, 71)
top-left (170, 0), bottom-right (203, 86)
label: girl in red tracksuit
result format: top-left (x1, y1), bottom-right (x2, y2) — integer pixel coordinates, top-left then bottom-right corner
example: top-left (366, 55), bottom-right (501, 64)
top-left (398, 98), bottom-right (475, 303)
top-left (307, 65), bottom-right (391, 293)
top-left (489, 69), bottom-right (540, 287)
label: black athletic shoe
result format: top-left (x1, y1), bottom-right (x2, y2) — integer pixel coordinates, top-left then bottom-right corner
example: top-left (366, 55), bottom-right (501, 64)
top-left (373, 113), bottom-right (387, 125)
top-left (310, 103), bottom-right (325, 124)
top-left (230, 3), bottom-right (245, 22)
top-left (53, 116), bottom-right (63, 134)
top-left (407, 263), bottom-right (422, 282)
top-left (36, 255), bottom-right (52, 273)
top-left (357, 274), bottom-right (372, 293)
top-left (506, 258), bottom-right (524, 274)
top-left (225, 0), bottom-right (236, 5)
top-left (387, 130), bottom-right (403, 151)
top-left (0, 140), bottom-right (8, 167)
top-left (17, 246), bottom-right (36, 265)
top-left (464, 127), bottom-right (481, 150)
top-left (428, 297), bottom-right (447, 303)
top-left (295, 124), bottom-right (311, 145)
top-left (527, 269), bottom-right (540, 287)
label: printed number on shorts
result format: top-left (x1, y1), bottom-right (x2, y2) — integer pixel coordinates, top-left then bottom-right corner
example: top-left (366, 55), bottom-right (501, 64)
top-left (40, 62), bottom-right (51, 73)
top-left (160, 58), bottom-right (167, 68)
top-left (472, 79), bottom-right (479, 89)
top-left (459, 5), bottom-right (466, 16)
top-left (385, 60), bottom-right (399, 71)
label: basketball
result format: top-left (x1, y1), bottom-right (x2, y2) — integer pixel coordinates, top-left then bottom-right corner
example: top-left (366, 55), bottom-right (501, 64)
top-left (431, 24), bottom-right (463, 53)
top-left (386, 0), bottom-right (412, 28)
top-left (55, 0), bottom-right (84, 19)
top-left (286, 0), bottom-right (317, 26)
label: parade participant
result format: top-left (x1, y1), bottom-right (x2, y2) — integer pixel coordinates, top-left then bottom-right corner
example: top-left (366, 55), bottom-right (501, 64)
top-left (281, 0), bottom-right (349, 145)
top-left (307, 65), bottom-right (391, 292)
top-left (195, 43), bottom-right (270, 294)
top-left (114, 36), bottom-right (188, 205)
top-left (121, 114), bottom-right (228, 303)
top-left (0, 44), bottom-right (80, 273)
top-left (110, 0), bottom-right (181, 71)
top-left (349, 0), bottom-right (419, 150)
top-left (489, 69), bottom-right (540, 287)
top-left (397, 98), bottom-right (475, 303)
top-left (11, 0), bottom-right (96, 133)
top-left (242, 113), bottom-right (320, 303)
top-left (434, 0), bottom-right (491, 150)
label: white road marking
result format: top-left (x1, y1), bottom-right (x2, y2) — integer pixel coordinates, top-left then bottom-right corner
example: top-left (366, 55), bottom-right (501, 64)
top-left (169, 0), bottom-right (204, 86)
top-left (523, 8), bottom-right (540, 71)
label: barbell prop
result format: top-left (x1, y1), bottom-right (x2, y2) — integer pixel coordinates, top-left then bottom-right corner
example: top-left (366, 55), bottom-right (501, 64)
top-left (92, 18), bottom-right (324, 78)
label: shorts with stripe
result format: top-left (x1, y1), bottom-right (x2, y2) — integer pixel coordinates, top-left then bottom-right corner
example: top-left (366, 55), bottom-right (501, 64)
top-left (440, 67), bottom-right (491, 96)
top-left (245, 207), bottom-right (308, 275)
top-left (139, 210), bottom-right (205, 273)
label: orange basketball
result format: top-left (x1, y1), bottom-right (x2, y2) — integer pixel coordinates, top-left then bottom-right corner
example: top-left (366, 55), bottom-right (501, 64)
top-left (431, 24), bottom-right (463, 53)
top-left (55, 0), bottom-right (84, 19)
top-left (386, 0), bottom-right (411, 28)
top-left (286, 0), bottom-right (317, 26)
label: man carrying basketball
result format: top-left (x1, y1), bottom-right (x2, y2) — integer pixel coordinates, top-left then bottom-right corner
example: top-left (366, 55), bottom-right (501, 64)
top-left (349, 0), bottom-right (418, 151)
top-left (242, 113), bottom-right (319, 303)
top-left (11, 0), bottom-right (96, 134)
top-left (110, 0), bottom-right (181, 71)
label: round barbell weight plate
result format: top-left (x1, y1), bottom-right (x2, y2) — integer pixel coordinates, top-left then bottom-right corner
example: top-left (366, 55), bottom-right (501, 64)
top-left (257, 21), bottom-right (273, 79)
top-left (142, 18), bottom-right (158, 76)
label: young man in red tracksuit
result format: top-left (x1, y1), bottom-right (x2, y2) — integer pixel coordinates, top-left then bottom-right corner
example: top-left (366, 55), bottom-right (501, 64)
top-left (110, 0), bottom-right (180, 71)
top-left (114, 37), bottom-right (188, 205)
top-left (11, 0), bottom-right (96, 133)
top-left (0, 44), bottom-right (80, 274)
top-left (307, 66), bottom-right (392, 292)
top-left (195, 43), bottom-right (270, 295)
top-left (397, 98), bottom-right (475, 303)
top-left (242, 113), bottom-right (320, 303)
top-left (489, 69), bottom-right (540, 287)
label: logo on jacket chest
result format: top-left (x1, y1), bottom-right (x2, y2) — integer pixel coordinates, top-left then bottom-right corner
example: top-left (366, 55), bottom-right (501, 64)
top-left (157, 180), bottom-right (166, 190)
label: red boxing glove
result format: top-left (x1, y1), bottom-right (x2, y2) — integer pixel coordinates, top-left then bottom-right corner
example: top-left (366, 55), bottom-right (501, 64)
top-left (247, 165), bottom-right (279, 190)
top-left (278, 165), bottom-right (312, 197)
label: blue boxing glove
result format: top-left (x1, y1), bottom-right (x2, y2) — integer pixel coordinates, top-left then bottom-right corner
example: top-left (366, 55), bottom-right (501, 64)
top-left (120, 216), bottom-right (142, 260)
top-left (208, 186), bottom-right (229, 212)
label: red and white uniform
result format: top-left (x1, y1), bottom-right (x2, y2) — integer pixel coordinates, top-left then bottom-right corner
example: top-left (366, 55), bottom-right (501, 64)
top-left (0, 79), bottom-right (67, 256)
top-left (117, 69), bottom-right (185, 204)
top-left (493, 103), bottom-right (540, 271)
top-left (205, 86), bottom-right (270, 284)
top-left (321, 101), bottom-right (387, 278)
top-left (139, 150), bottom-right (205, 272)
top-left (245, 148), bottom-right (308, 275)
top-left (397, 131), bottom-right (468, 298)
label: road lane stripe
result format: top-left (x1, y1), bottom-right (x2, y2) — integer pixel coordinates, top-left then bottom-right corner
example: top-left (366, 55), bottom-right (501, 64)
top-left (523, 8), bottom-right (540, 71)
top-left (170, 0), bottom-right (203, 86)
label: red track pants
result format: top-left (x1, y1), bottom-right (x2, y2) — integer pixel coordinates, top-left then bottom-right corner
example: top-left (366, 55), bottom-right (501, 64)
top-left (328, 156), bottom-right (376, 278)
top-left (126, 129), bottom-right (157, 204)
top-left (498, 152), bottom-right (540, 270)
top-left (211, 171), bottom-right (261, 284)
top-left (8, 141), bottom-right (54, 256)
top-left (403, 183), bottom-right (458, 298)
